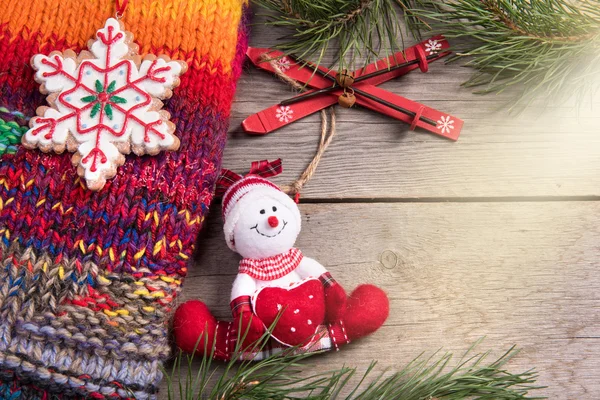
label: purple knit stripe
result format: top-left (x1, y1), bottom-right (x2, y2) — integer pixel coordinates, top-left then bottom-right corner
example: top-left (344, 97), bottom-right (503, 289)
top-left (0, 106), bottom-right (227, 275)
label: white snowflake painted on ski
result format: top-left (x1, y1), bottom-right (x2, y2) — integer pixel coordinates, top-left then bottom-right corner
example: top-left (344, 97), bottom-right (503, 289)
top-left (437, 115), bottom-right (455, 134)
top-left (424, 39), bottom-right (442, 54)
top-left (276, 105), bottom-right (293, 123)
top-left (24, 18), bottom-right (187, 190)
top-left (275, 56), bottom-right (291, 72)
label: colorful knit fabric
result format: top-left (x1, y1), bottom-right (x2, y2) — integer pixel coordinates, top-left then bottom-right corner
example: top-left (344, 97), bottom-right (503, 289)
top-left (0, 1), bottom-right (248, 398)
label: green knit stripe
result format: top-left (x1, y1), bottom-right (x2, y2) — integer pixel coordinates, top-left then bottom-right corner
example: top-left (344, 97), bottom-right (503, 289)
top-left (0, 107), bottom-right (29, 157)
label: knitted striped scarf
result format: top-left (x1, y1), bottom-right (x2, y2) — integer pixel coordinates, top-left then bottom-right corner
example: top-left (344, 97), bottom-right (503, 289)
top-left (0, 1), bottom-right (248, 398)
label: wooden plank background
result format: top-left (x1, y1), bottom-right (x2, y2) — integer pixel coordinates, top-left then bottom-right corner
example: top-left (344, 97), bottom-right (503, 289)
top-left (162, 10), bottom-right (600, 399)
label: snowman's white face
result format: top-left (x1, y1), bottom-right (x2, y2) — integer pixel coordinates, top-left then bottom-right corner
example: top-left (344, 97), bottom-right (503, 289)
top-left (233, 196), bottom-right (299, 259)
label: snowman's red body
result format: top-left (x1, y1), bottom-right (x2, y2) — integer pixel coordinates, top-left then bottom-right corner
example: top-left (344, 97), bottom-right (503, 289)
top-left (234, 247), bottom-right (334, 348)
top-left (173, 164), bottom-right (389, 361)
top-left (253, 278), bottom-right (325, 346)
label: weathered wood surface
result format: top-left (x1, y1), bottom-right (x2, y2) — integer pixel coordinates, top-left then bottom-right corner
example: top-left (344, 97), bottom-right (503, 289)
top-left (166, 202), bottom-right (600, 399)
top-left (226, 38), bottom-right (600, 200)
top-left (162, 13), bottom-right (600, 400)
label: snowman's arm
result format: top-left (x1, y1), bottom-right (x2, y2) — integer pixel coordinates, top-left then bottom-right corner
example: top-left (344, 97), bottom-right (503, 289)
top-left (229, 273), bottom-right (265, 340)
top-left (230, 273), bottom-right (257, 301)
top-left (297, 256), bottom-right (340, 290)
top-left (295, 256), bottom-right (329, 279)
top-left (297, 257), bottom-right (347, 322)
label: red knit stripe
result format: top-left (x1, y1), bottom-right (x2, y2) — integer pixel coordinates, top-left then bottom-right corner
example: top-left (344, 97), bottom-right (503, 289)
top-left (0, 23), bottom-right (238, 116)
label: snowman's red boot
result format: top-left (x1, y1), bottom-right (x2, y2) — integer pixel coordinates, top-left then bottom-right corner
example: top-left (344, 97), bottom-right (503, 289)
top-left (173, 300), bottom-right (235, 361)
top-left (327, 284), bottom-right (389, 349)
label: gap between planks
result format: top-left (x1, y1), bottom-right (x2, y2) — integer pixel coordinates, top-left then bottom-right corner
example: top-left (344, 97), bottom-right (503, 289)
top-left (299, 195), bottom-right (600, 204)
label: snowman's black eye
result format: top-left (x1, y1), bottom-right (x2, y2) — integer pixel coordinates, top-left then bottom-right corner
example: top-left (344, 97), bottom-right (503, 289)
top-left (260, 209), bottom-right (266, 214)
top-left (272, 206), bottom-right (277, 212)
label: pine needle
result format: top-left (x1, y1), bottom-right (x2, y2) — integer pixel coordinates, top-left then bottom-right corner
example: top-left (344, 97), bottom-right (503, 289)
top-left (161, 338), bottom-right (545, 399)
top-left (408, 0), bottom-right (600, 107)
top-left (251, 0), bottom-right (410, 70)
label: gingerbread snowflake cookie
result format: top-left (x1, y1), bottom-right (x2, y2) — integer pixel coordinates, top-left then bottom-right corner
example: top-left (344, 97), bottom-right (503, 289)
top-left (24, 18), bottom-right (187, 191)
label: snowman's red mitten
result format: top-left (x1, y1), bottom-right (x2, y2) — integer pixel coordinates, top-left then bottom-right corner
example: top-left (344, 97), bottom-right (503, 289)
top-left (320, 272), bottom-right (348, 322)
top-left (231, 295), bottom-right (266, 347)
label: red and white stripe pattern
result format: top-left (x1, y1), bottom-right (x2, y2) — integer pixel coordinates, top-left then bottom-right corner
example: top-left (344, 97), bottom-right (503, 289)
top-left (238, 325), bottom-right (332, 361)
top-left (222, 176), bottom-right (280, 219)
top-left (239, 248), bottom-right (303, 281)
top-left (230, 295), bottom-right (252, 316)
top-left (216, 159), bottom-right (283, 197)
top-left (318, 272), bottom-right (335, 288)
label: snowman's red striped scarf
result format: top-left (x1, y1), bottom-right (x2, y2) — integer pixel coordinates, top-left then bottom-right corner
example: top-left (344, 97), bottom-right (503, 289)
top-left (239, 248), bottom-right (303, 281)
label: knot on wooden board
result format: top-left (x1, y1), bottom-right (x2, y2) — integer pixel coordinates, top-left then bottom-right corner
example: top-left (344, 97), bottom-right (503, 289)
top-left (379, 249), bottom-right (400, 270)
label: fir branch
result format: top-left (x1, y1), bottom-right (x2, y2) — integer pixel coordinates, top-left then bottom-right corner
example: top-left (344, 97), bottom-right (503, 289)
top-left (409, 0), bottom-right (600, 106)
top-left (394, 0), bottom-right (431, 38)
top-left (162, 339), bottom-right (545, 399)
top-left (251, 0), bottom-right (407, 70)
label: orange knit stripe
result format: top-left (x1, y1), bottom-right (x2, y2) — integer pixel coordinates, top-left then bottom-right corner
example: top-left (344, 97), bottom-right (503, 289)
top-left (2, 0), bottom-right (243, 74)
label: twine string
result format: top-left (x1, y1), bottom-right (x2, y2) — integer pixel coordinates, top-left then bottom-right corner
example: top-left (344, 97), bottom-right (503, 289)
top-left (261, 54), bottom-right (337, 198)
top-left (115, 0), bottom-right (129, 19)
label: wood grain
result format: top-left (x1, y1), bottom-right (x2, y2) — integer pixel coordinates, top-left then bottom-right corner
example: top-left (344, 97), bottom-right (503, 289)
top-left (165, 202), bottom-right (600, 399)
top-left (222, 31), bottom-right (600, 200)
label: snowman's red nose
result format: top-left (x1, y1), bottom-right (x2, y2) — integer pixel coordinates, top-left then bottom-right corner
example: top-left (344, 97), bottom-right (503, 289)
top-left (268, 216), bottom-right (279, 228)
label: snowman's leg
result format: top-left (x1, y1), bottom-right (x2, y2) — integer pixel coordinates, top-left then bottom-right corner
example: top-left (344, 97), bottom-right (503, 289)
top-left (212, 320), bottom-right (238, 361)
top-left (327, 284), bottom-right (389, 347)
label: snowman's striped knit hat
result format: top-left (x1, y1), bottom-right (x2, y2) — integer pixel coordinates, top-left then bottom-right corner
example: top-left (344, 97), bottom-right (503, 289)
top-left (218, 160), bottom-right (301, 251)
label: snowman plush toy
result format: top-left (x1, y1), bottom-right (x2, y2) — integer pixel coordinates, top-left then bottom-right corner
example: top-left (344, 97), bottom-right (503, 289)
top-left (174, 160), bottom-right (389, 360)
